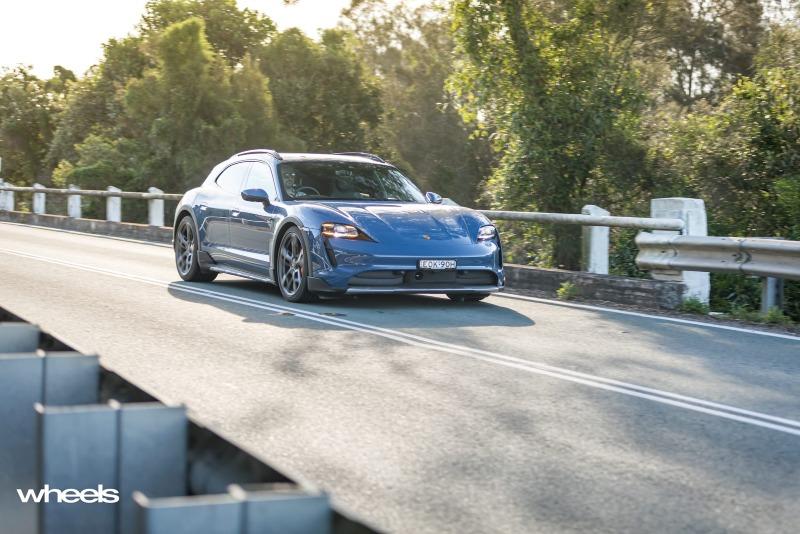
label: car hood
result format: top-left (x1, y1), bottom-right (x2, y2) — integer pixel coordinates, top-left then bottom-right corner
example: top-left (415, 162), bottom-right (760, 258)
top-left (318, 201), bottom-right (489, 243)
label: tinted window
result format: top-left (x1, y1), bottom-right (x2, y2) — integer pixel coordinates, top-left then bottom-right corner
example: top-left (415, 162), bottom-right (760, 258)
top-left (216, 162), bottom-right (251, 194)
top-left (244, 162), bottom-right (277, 199)
top-left (278, 161), bottom-right (425, 202)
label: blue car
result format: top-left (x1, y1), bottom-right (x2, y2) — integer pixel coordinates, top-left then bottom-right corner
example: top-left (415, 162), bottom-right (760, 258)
top-left (173, 150), bottom-right (504, 302)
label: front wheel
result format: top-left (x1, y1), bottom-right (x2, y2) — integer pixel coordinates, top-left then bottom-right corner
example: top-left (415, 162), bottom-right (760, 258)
top-left (277, 227), bottom-right (316, 302)
top-left (447, 293), bottom-right (490, 303)
top-left (175, 216), bottom-right (217, 282)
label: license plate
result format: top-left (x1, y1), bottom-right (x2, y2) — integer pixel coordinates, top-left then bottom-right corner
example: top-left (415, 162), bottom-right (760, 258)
top-left (418, 259), bottom-right (456, 270)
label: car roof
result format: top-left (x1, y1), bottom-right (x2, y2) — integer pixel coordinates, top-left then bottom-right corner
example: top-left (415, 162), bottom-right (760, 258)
top-left (230, 150), bottom-right (391, 166)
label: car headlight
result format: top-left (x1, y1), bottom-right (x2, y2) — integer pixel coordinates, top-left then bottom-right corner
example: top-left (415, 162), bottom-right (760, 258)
top-left (322, 222), bottom-right (367, 240)
top-left (477, 225), bottom-right (497, 241)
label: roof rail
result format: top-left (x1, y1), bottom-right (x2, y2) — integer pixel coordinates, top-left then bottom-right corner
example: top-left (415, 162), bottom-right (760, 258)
top-left (235, 149), bottom-right (283, 160)
top-left (333, 152), bottom-right (386, 163)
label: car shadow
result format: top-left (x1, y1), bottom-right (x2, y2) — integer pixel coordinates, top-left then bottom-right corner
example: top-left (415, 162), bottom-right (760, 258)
top-left (166, 277), bottom-right (535, 330)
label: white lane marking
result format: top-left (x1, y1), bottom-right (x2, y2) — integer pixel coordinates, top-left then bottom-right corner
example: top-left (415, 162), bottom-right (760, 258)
top-left (3, 247), bottom-right (800, 437)
top-left (496, 292), bottom-right (800, 342)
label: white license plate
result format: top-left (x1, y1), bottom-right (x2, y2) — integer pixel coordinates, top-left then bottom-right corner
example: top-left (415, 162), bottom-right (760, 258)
top-left (418, 259), bottom-right (456, 270)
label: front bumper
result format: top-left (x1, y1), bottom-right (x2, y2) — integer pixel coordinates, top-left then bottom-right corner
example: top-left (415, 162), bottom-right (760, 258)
top-left (305, 227), bottom-right (504, 295)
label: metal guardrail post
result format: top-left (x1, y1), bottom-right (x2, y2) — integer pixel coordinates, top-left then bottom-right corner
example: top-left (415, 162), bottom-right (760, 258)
top-left (107, 186), bottom-right (122, 222)
top-left (761, 277), bottom-right (784, 314)
top-left (67, 184), bottom-right (82, 218)
top-left (148, 187), bottom-right (165, 227)
top-left (649, 198), bottom-right (710, 303)
top-left (580, 205), bottom-right (609, 274)
top-left (33, 183), bottom-right (46, 214)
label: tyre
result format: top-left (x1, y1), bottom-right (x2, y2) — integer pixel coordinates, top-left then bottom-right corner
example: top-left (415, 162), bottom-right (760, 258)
top-left (175, 216), bottom-right (217, 282)
top-left (447, 293), bottom-right (490, 303)
top-left (277, 226), bottom-right (316, 302)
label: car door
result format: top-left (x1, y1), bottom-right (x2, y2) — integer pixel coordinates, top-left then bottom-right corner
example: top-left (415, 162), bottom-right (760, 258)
top-left (201, 161), bottom-right (252, 263)
top-left (227, 161), bottom-right (279, 276)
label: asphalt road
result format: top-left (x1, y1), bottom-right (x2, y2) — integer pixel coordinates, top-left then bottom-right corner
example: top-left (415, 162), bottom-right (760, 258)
top-left (1, 222), bottom-right (799, 534)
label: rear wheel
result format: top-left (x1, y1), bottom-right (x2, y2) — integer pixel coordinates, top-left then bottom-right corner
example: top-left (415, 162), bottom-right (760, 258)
top-left (175, 216), bottom-right (217, 282)
top-left (447, 293), bottom-right (490, 303)
top-left (277, 227), bottom-right (316, 302)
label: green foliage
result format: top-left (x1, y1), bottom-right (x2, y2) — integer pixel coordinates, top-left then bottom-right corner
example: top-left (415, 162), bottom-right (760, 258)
top-left (140, 0), bottom-right (275, 64)
top-left (728, 304), bottom-right (762, 322)
top-left (650, 25), bottom-right (800, 242)
top-left (0, 66), bottom-right (70, 185)
top-left (260, 28), bottom-right (381, 152)
top-left (450, 0), bottom-right (651, 268)
top-left (556, 281), bottom-right (579, 301)
top-left (726, 304), bottom-right (794, 326)
top-left (342, 0), bottom-right (492, 205)
top-left (679, 297), bottom-right (710, 315)
top-left (762, 307), bottom-right (793, 326)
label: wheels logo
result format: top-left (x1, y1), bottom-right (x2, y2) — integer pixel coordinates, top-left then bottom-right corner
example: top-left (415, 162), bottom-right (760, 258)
top-left (17, 485), bottom-right (120, 504)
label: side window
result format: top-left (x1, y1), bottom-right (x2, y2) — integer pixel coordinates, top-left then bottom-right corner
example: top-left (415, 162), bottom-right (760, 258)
top-left (216, 162), bottom-right (252, 194)
top-left (244, 162), bottom-right (277, 199)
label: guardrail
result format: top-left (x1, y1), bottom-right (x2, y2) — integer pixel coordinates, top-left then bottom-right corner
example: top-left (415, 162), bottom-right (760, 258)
top-left (636, 233), bottom-right (800, 280)
top-left (2, 182), bottom-right (796, 310)
top-left (479, 210), bottom-right (685, 231)
top-left (0, 304), bottom-right (377, 534)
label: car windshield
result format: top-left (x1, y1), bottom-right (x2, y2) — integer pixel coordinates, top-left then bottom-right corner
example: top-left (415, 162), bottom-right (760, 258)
top-left (278, 160), bottom-right (426, 202)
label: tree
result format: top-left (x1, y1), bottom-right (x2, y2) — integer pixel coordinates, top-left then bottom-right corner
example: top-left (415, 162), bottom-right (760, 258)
top-left (0, 66), bottom-right (70, 185)
top-left (259, 28), bottom-right (382, 152)
top-left (47, 36), bottom-right (150, 169)
top-left (450, 0), bottom-right (650, 268)
top-left (342, 0), bottom-right (492, 205)
top-left (140, 0), bottom-right (275, 64)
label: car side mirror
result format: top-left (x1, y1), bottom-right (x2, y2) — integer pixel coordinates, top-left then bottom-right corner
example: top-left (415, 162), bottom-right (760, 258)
top-left (241, 188), bottom-right (269, 204)
top-left (425, 192), bottom-right (443, 204)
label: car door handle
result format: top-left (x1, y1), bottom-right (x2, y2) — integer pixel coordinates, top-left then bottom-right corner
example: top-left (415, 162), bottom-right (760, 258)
top-left (231, 210), bottom-right (240, 217)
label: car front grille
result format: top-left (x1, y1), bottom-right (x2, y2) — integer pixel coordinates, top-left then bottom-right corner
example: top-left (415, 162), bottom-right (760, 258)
top-left (349, 270), bottom-right (497, 288)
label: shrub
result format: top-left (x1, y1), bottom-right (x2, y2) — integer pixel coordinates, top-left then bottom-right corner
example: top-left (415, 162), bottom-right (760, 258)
top-left (762, 307), bottom-right (793, 326)
top-left (556, 281), bottom-right (579, 301)
top-left (679, 297), bottom-right (709, 315)
top-left (728, 304), bottom-right (761, 322)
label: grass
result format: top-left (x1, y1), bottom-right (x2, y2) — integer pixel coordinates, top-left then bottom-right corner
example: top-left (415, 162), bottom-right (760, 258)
top-left (725, 304), bottom-right (794, 326)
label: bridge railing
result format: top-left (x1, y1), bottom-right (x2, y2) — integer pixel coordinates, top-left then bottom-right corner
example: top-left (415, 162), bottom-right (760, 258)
top-left (0, 181), bottom-right (181, 226)
top-left (2, 182), bottom-right (798, 310)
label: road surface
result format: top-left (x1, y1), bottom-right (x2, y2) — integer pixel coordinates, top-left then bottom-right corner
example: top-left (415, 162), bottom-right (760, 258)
top-left (1, 222), bottom-right (799, 533)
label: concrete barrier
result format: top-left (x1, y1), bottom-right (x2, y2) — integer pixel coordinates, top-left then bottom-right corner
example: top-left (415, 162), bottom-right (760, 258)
top-left (504, 264), bottom-right (685, 309)
top-left (0, 211), bottom-right (172, 243)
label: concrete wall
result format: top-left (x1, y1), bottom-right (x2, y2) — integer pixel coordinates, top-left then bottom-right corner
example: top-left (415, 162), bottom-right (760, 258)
top-left (504, 264), bottom-right (686, 310)
top-left (0, 211), bottom-right (172, 244)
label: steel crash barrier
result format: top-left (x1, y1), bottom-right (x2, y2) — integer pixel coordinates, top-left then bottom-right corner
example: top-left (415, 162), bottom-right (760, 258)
top-left (0, 306), bottom-right (377, 534)
top-left (635, 233), bottom-right (800, 281)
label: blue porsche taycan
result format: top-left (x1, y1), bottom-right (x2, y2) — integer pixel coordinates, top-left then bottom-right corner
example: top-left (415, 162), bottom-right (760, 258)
top-left (173, 149), bottom-right (504, 302)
